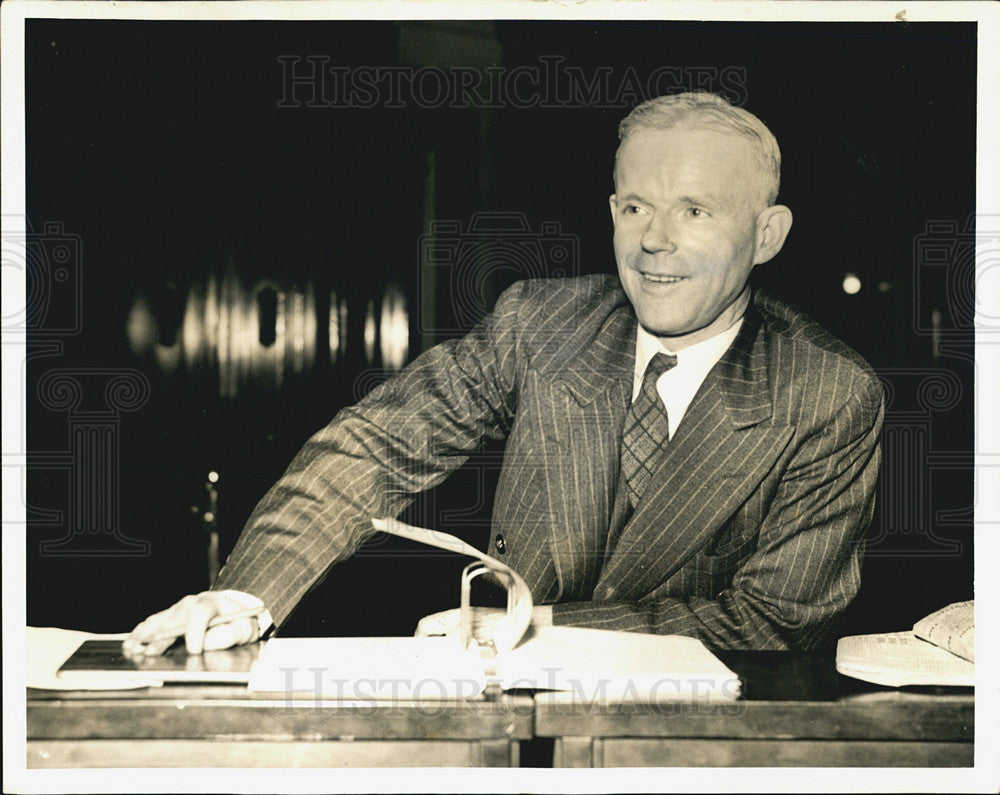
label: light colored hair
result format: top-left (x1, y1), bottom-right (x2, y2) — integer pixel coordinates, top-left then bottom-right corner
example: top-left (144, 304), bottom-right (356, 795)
top-left (616, 92), bottom-right (782, 206)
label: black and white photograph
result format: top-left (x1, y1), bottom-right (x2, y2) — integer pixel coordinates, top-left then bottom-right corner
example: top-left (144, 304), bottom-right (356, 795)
top-left (3, 1), bottom-right (998, 791)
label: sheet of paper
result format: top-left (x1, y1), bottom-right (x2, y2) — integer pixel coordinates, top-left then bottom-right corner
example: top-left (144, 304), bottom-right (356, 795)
top-left (28, 627), bottom-right (162, 690)
top-left (836, 631), bottom-right (975, 687)
top-left (913, 600), bottom-right (974, 662)
top-left (247, 636), bottom-right (487, 699)
top-left (372, 517), bottom-right (532, 652)
top-left (496, 626), bottom-right (741, 701)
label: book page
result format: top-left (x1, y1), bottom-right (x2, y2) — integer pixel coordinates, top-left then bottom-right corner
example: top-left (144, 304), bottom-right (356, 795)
top-left (913, 600), bottom-right (974, 662)
top-left (247, 636), bottom-right (487, 699)
top-left (371, 517), bottom-right (533, 652)
top-left (836, 631), bottom-right (974, 687)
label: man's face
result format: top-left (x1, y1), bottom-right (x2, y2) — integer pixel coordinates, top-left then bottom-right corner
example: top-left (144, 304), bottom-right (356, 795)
top-left (611, 124), bottom-right (770, 349)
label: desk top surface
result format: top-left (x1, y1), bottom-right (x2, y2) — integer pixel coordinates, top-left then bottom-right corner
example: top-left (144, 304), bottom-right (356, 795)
top-left (529, 650), bottom-right (973, 741)
top-left (28, 647), bottom-right (973, 703)
top-left (717, 649), bottom-right (973, 702)
top-left (28, 648), bottom-right (972, 744)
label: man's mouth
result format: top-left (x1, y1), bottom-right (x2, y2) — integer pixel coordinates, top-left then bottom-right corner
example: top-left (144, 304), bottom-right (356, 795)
top-left (638, 272), bottom-right (685, 284)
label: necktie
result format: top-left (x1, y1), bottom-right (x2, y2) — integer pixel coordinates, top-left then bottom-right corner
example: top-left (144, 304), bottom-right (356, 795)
top-left (621, 351), bottom-right (677, 509)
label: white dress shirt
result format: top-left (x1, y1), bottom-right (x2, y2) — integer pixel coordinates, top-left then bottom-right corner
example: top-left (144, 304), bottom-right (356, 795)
top-left (632, 318), bottom-right (744, 440)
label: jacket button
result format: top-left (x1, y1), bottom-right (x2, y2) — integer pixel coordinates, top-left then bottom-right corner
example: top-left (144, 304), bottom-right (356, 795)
top-left (494, 534), bottom-right (506, 554)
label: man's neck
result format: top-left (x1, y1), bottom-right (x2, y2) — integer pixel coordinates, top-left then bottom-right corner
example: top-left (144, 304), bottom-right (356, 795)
top-left (642, 287), bottom-right (751, 353)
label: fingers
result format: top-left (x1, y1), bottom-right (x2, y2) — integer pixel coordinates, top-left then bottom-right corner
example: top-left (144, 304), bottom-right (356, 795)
top-left (414, 607), bottom-right (507, 639)
top-left (123, 595), bottom-right (195, 657)
top-left (136, 635), bottom-right (178, 657)
top-left (202, 618), bottom-right (257, 652)
top-left (123, 592), bottom-right (260, 657)
top-left (184, 592), bottom-right (261, 654)
top-left (122, 624), bottom-right (146, 656)
top-left (414, 608), bottom-right (460, 637)
top-left (184, 594), bottom-right (223, 655)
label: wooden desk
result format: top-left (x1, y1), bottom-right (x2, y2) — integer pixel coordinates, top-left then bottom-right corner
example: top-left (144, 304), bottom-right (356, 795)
top-left (27, 686), bottom-right (534, 768)
top-left (535, 651), bottom-right (974, 768)
top-left (27, 650), bottom-right (973, 769)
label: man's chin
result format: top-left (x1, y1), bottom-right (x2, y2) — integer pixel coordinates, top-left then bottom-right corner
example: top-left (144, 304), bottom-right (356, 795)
top-left (638, 319), bottom-right (689, 341)
top-left (636, 316), bottom-right (714, 351)
top-left (634, 310), bottom-right (689, 338)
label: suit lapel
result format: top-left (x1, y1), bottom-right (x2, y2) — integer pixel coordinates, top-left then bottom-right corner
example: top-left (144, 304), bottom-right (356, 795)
top-left (594, 301), bottom-right (794, 603)
top-left (532, 305), bottom-right (635, 600)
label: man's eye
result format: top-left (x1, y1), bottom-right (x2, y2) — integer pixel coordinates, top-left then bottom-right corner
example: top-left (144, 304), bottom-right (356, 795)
top-left (686, 206), bottom-right (711, 218)
top-left (623, 204), bottom-right (645, 215)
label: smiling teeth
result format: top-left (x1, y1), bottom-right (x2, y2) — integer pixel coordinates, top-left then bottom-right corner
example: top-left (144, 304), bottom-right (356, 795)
top-left (642, 274), bottom-right (682, 283)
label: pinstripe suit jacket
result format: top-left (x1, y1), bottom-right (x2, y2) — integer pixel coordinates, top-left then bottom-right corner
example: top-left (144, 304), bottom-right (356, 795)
top-left (215, 275), bottom-right (883, 650)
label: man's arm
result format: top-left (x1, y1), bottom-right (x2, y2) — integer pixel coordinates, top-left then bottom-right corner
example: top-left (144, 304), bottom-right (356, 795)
top-left (550, 377), bottom-right (884, 650)
top-left (211, 283), bottom-right (530, 626)
top-left (126, 282), bottom-right (530, 654)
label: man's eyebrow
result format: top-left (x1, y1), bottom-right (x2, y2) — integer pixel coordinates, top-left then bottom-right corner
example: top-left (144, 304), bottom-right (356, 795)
top-left (617, 192), bottom-right (728, 207)
top-left (616, 193), bottom-right (650, 204)
top-left (678, 194), bottom-right (722, 207)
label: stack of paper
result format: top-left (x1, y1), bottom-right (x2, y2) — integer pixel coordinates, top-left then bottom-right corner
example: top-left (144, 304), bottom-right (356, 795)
top-left (913, 600), bottom-right (974, 662)
top-left (245, 627), bottom-right (740, 701)
top-left (836, 602), bottom-right (975, 688)
top-left (497, 625), bottom-right (741, 701)
top-left (836, 632), bottom-right (974, 687)
top-left (247, 636), bottom-right (487, 699)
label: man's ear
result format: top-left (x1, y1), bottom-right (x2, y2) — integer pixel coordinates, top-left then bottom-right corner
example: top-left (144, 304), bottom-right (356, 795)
top-left (752, 204), bottom-right (793, 265)
top-left (608, 194), bottom-right (618, 227)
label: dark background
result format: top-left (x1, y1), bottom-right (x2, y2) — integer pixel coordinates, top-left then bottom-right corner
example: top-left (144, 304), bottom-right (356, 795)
top-left (24, 20), bottom-right (976, 640)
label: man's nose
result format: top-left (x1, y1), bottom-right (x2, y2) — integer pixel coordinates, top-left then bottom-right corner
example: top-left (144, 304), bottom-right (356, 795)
top-left (640, 213), bottom-right (678, 254)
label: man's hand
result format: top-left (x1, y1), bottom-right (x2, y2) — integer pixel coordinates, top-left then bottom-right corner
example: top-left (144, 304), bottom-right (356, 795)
top-left (414, 605), bottom-right (553, 643)
top-left (415, 606), bottom-right (506, 642)
top-left (123, 591), bottom-right (263, 657)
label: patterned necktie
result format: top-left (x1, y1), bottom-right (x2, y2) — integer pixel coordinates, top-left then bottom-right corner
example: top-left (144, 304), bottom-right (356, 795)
top-left (621, 351), bottom-right (677, 509)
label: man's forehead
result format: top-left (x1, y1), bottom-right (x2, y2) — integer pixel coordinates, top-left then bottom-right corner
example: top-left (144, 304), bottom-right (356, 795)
top-left (614, 126), bottom-right (768, 202)
top-left (616, 137), bottom-right (752, 182)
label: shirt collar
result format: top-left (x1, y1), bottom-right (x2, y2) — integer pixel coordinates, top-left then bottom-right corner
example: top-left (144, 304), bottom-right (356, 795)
top-left (634, 315), bottom-right (745, 391)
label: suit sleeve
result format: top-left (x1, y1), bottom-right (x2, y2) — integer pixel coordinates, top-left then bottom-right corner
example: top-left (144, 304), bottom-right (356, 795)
top-left (551, 374), bottom-right (884, 650)
top-left (212, 283), bottom-right (528, 627)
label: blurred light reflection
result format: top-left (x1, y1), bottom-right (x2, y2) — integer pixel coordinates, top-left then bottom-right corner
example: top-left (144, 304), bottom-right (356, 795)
top-left (126, 269), bottom-right (405, 397)
top-left (364, 299), bottom-right (377, 366)
top-left (380, 281), bottom-right (409, 371)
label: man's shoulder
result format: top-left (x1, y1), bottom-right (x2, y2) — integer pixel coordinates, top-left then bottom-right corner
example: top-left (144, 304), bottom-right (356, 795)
top-left (495, 274), bottom-right (629, 329)
top-left (753, 288), bottom-right (882, 399)
top-left (500, 274), bottom-right (625, 309)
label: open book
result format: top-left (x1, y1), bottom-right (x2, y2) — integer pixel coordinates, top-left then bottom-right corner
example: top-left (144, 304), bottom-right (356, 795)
top-left (54, 518), bottom-right (739, 700)
top-left (244, 518), bottom-right (740, 701)
top-left (835, 601), bottom-right (974, 687)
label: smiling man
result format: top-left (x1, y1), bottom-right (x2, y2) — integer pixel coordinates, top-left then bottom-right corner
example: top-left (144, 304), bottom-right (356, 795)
top-left (127, 92), bottom-right (883, 656)
top-left (611, 102), bottom-right (789, 348)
